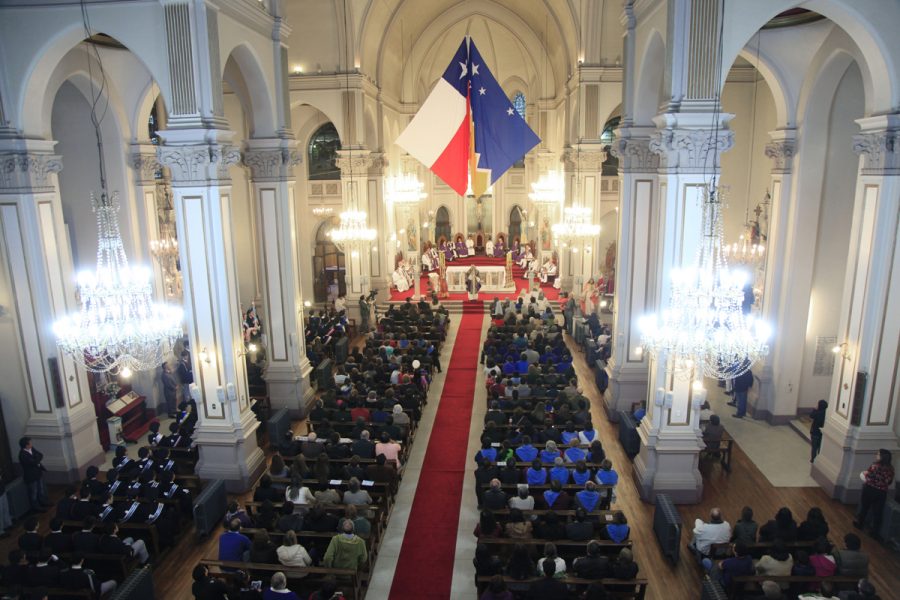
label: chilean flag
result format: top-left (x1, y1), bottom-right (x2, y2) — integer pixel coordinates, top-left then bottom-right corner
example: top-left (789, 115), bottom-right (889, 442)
top-left (395, 40), bottom-right (470, 196)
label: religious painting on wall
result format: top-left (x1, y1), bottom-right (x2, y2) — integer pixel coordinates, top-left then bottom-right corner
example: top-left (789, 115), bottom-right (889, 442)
top-left (541, 215), bottom-right (551, 250)
top-left (406, 218), bottom-right (418, 252)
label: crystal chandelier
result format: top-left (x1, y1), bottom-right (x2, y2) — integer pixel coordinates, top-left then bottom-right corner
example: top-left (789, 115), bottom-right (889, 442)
top-left (552, 206), bottom-right (601, 247)
top-left (722, 233), bottom-right (765, 266)
top-left (385, 174), bottom-right (426, 204)
top-left (528, 171), bottom-right (565, 206)
top-left (149, 185), bottom-right (182, 302)
top-left (329, 210), bottom-right (377, 247)
top-left (54, 192), bottom-right (183, 374)
top-left (638, 185), bottom-right (771, 380)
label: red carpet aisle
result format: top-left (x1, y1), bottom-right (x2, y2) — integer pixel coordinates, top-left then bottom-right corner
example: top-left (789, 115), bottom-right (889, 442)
top-left (388, 302), bottom-right (485, 599)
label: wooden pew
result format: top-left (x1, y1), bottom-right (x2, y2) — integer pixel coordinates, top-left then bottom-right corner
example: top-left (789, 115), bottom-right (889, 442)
top-left (475, 575), bottom-right (648, 599)
top-left (708, 539), bottom-right (816, 560)
top-left (0, 587), bottom-right (92, 599)
top-left (202, 559), bottom-right (363, 600)
top-left (699, 434), bottom-right (734, 472)
top-left (727, 575), bottom-right (858, 599)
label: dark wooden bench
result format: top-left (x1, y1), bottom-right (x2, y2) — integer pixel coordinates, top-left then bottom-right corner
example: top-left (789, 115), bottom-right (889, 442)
top-left (0, 587), bottom-right (92, 599)
top-left (62, 519), bottom-right (161, 556)
top-left (708, 539), bottom-right (817, 560)
top-left (726, 575), bottom-right (858, 599)
top-left (476, 576), bottom-right (648, 599)
top-left (699, 434), bottom-right (734, 472)
top-left (202, 559), bottom-right (363, 600)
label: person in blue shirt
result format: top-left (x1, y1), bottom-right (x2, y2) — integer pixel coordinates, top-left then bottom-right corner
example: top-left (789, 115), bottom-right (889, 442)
top-left (571, 460), bottom-right (592, 486)
top-left (515, 437), bottom-right (538, 463)
top-left (526, 459), bottom-right (548, 486)
top-left (218, 518), bottom-right (251, 562)
top-left (540, 440), bottom-right (561, 464)
top-left (603, 511), bottom-right (630, 543)
top-left (516, 353), bottom-right (529, 374)
top-left (575, 481), bottom-right (601, 513)
top-left (262, 571), bottom-right (299, 600)
top-left (502, 357), bottom-right (517, 375)
top-left (549, 457), bottom-right (570, 485)
top-left (564, 439), bottom-right (586, 463)
top-left (560, 422), bottom-right (580, 446)
top-left (475, 439), bottom-right (498, 466)
top-left (596, 459), bottom-right (619, 510)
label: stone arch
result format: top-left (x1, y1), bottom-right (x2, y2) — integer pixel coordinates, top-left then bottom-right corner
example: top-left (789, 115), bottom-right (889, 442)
top-left (18, 23), bottom-right (169, 138)
top-left (435, 205), bottom-right (452, 242)
top-left (222, 43), bottom-right (277, 138)
top-left (721, 0), bottom-right (898, 116)
top-left (736, 39), bottom-right (793, 128)
top-left (633, 29), bottom-right (666, 125)
top-left (313, 216), bottom-right (346, 303)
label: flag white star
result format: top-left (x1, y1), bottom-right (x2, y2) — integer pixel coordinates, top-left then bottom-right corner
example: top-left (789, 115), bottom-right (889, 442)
top-left (479, 87), bottom-right (486, 95)
top-left (459, 61), bottom-right (468, 79)
top-left (471, 63), bottom-right (480, 76)
top-left (507, 107), bottom-right (514, 115)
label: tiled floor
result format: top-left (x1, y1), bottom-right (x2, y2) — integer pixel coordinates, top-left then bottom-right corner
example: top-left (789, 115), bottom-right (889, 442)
top-left (705, 383), bottom-right (818, 487)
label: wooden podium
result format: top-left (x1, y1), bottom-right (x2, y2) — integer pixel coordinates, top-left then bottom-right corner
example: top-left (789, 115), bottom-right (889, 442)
top-left (95, 390), bottom-right (156, 449)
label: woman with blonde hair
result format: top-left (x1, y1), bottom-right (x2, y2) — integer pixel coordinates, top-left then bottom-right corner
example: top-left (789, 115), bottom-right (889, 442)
top-left (276, 530), bottom-right (312, 571)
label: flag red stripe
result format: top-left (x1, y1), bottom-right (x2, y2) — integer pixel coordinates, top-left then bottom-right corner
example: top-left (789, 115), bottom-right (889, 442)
top-left (429, 113), bottom-right (469, 196)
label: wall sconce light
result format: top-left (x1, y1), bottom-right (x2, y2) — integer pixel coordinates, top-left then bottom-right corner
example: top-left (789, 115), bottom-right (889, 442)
top-left (198, 347), bottom-right (211, 364)
top-left (237, 343), bottom-right (258, 357)
top-left (832, 343), bottom-right (852, 361)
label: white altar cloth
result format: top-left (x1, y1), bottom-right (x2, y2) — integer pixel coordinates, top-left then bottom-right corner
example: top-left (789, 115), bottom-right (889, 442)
top-left (446, 265), bottom-right (510, 292)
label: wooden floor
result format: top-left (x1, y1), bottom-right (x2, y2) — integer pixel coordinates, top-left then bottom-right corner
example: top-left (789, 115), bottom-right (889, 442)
top-left (564, 334), bottom-right (900, 600)
top-left (4, 330), bottom-right (899, 599)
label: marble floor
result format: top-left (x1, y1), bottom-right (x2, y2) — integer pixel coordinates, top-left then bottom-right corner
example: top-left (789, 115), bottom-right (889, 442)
top-left (704, 382), bottom-right (818, 487)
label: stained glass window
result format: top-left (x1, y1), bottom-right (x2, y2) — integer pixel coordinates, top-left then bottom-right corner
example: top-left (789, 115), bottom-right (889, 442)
top-left (513, 92), bottom-right (526, 119)
top-left (308, 123), bottom-right (342, 180)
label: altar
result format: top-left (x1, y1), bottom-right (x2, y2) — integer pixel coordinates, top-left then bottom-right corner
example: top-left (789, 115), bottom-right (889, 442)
top-left (446, 265), bottom-right (511, 292)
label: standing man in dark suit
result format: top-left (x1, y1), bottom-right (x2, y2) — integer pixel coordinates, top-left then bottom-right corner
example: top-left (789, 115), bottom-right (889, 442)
top-left (161, 361), bottom-right (179, 418)
top-left (18, 437), bottom-right (49, 512)
top-left (176, 350), bottom-right (194, 404)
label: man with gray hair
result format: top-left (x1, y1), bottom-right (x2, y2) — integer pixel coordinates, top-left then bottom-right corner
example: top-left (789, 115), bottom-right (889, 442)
top-left (482, 478), bottom-right (508, 511)
top-left (267, 572), bottom-right (299, 599)
top-left (351, 429), bottom-right (375, 459)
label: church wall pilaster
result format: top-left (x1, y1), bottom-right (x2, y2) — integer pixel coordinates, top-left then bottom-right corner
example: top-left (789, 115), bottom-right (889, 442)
top-left (243, 138), bottom-right (314, 418)
top-left (158, 131), bottom-right (264, 492)
top-left (813, 115), bottom-right (900, 503)
top-left (0, 139), bottom-right (103, 482)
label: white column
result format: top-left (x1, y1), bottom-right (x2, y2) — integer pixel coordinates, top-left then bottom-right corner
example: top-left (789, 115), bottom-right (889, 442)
top-left (335, 149), bottom-right (376, 305)
top-left (127, 145), bottom-right (166, 299)
top-left (605, 127), bottom-right (659, 420)
top-left (0, 139), bottom-right (104, 482)
top-left (812, 115), bottom-right (900, 502)
top-left (561, 146), bottom-right (606, 293)
top-left (158, 132), bottom-right (264, 492)
top-left (243, 139), bottom-right (313, 418)
top-left (752, 130), bottom-right (799, 423)
top-left (633, 112), bottom-right (734, 503)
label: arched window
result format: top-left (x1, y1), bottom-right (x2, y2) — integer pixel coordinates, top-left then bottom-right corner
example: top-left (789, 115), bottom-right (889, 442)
top-left (313, 216), bottom-right (346, 302)
top-left (435, 206), bottom-right (451, 243)
top-left (512, 93), bottom-right (527, 169)
top-left (513, 92), bottom-right (526, 119)
top-left (308, 123), bottom-right (341, 180)
top-left (508, 205), bottom-right (523, 243)
top-left (601, 116), bottom-right (620, 176)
